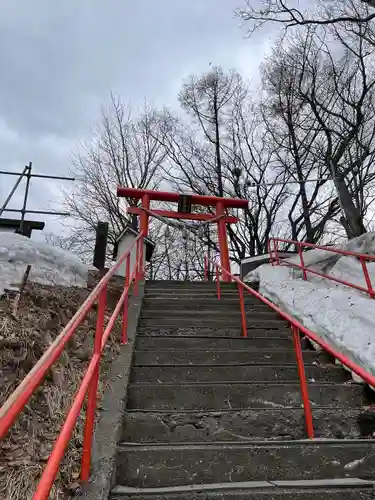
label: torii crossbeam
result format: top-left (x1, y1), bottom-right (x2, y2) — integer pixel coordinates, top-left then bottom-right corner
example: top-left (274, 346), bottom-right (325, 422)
top-left (117, 187), bottom-right (248, 281)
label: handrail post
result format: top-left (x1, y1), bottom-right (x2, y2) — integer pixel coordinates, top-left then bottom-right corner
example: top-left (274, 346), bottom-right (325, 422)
top-left (291, 325), bottom-right (314, 439)
top-left (139, 234), bottom-right (145, 279)
top-left (297, 242), bottom-right (307, 281)
top-left (204, 255), bottom-right (208, 281)
top-left (134, 238), bottom-right (140, 297)
top-left (360, 257), bottom-right (375, 299)
top-left (81, 285), bottom-right (107, 480)
top-left (238, 282), bottom-right (247, 338)
top-left (122, 254), bottom-right (131, 344)
top-left (216, 263), bottom-right (221, 300)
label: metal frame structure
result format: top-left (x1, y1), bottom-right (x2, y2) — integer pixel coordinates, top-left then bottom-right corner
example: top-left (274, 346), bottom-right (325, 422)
top-left (269, 237), bottom-right (375, 298)
top-left (117, 186), bottom-right (248, 281)
top-left (0, 162), bottom-right (74, 234)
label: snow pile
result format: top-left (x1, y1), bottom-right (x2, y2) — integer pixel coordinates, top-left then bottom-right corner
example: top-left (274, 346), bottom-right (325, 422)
top-left (247, 233), bottom-right (375, 381)
top-left (283, 233), bottom-right (375, 288)
top-left (0, 232), bottom-right (89, 296)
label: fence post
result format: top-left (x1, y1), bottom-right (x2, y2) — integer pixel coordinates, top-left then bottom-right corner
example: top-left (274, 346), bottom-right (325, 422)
top-left (238, 283), bottom-right (247, 338)
top-left (297, 242), bottom-right (307, 281)
top-left (81, 285), bottom-right (107, 480)
top-left (122, 254), bottom-right (131, 344)
top-left (204, 255), bottom-right (208, 281)
top-left (139, 234), bottom-right (145, 279)
top-left (291, 325), bottom-right (314, 439)
top-left (360, 257), bottom-right (375, 299)
top-left (134, 238), bottom-right (140, 297)
top-left (216, 264), bottom-right (221, 300)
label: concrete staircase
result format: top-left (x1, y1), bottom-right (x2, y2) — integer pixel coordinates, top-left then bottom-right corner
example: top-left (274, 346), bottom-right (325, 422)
top-left (110, 281), bottom-right (375, 499)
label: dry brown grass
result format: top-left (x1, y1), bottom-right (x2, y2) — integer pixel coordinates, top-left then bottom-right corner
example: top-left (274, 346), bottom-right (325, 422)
top-left (0, 275), bottom-right (123, 500)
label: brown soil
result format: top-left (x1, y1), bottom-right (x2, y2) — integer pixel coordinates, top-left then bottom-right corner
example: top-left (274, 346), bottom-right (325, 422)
top-left (0, 273), bottom-right (125, 500)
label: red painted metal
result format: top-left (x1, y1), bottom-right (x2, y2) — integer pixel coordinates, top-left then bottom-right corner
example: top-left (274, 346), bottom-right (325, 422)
top-left (34, 355), bottom-right (100, 499)
top-left (291, 325), bottom-right (314, 438)
top-left (139, 234), bottom-right (145, 279)
top-left (134, 238), bottom-right (140, 296)
top-left (126, 194), bottom-right (245, 283)
top-left (117, 186), bottom-right (248, 209)
top-left (216, 264), bottom-right (221, 299)
top-left (0, 234), bottom-right (144, 498)
top-left (270, 237), bottom-right (375, 298)
top-left (81, 285), bottom-right (107, 480)
top-left (205, 253), bottom-right (375, 438)
top-left (216, 201), bottom-right (231, 282)
top-left (360, 257), bottom-right (375, 298)
top-left (204, 255), bottom-right (209, 281)
top-left (140, 194), bottom-right (150, 237)
top-left (238, 283), bottom-right (247, 338)
top-left (122, 254), bottom-right (131, 344)
top-left (127, 207), bottom-right (239, 223)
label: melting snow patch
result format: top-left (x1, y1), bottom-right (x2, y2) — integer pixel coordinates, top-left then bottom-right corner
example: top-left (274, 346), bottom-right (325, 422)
top-left (0, 232), bottom-right (88, 296)
top-left (246, 234), bottom-right (375, 384)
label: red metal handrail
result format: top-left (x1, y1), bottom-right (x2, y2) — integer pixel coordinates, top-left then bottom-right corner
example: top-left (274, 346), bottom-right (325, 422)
top-left (205, 253), bottom-right (375, 439)
top-left (269, 237), bottom-right (375, 298)
top-left (0, 232), bottom-right (145, 499)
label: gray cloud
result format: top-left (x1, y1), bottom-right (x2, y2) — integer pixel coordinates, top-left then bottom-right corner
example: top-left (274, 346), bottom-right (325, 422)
top-left (0, 0), bottom-right (272, 234)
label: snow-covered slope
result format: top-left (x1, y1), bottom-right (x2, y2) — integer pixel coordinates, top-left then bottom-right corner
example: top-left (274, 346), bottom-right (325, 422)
top-left (0, 232), bottom-right (89, 296)
top-left (247, 233), bottom-right (375, 382)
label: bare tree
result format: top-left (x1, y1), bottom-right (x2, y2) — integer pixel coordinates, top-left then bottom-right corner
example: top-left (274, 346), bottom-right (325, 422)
top-left (261, 45), bottom-right (340, 243)
top-left (262, 24), bottom-right (375, 239)
top-left (63, 95), bottom-right (166, 258)
top-left (155, 67), bottom-right (289, 261)
top-left (236, 0), bottom-right (375, 33)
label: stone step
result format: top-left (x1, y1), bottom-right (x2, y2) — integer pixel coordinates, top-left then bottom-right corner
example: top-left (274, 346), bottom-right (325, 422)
top-left (140, 310), bottom-right (281, 320)
top-left (114, 441), bottom-right (375, 488)
top-left (135, 336), bottom-right (293, 350)
top-left (136, 327), bottom-right (291, 338)
top-left (145, 290), bottom-right (256, 297)
top-left (133, 349), bottom-right (323, 365)
top-left (111, 482), bottom-right (374, 500)
top-left (144, 287), bottom-right (237, 294)
top-left (138, 318), bottom-right (287, 328)
top-left (127, 382), bottom-right (365, 410)
top-left (142, 299), bottom-right (271, 310)
top-left (130, 364), bottom-right (348, 384)
top-left (145, 290), bottom-right (258, 297)
top-left (122, 408), bottom-right (366, 443)
top-left (145, 281), bottom-right (239, 288)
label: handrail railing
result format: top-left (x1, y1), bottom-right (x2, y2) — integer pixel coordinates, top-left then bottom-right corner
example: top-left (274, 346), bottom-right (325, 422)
top-left (0, 232), bottom-right (145, 499)
top-left (205, 253), bottom-right (375, 439)
top-left (268, 237), bottom-right (375, 298)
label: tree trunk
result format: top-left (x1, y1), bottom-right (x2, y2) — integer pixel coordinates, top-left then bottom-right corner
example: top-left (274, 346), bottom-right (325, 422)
top-left (334, 174), bottom-right (367, 238)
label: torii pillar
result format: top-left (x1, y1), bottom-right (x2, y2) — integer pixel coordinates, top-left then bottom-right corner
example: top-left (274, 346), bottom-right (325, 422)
top-left (117, 187), bottom-right (248, 281)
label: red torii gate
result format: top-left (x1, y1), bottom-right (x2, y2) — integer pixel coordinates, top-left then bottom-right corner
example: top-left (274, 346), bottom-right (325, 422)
top-left (117, 187), bottom-right (248, 281)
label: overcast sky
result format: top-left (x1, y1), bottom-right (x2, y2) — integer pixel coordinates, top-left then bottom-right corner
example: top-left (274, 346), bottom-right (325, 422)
top-left (0, 0), bottom-right (275, 236)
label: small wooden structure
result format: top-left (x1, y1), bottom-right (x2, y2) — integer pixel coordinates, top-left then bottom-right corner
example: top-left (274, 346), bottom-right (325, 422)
top-left (112, 226), bottom-right (155, 279)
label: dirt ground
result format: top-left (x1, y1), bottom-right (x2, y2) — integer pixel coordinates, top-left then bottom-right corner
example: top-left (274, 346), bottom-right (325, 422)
top-left (0, 274), bottom-right (124, 500)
